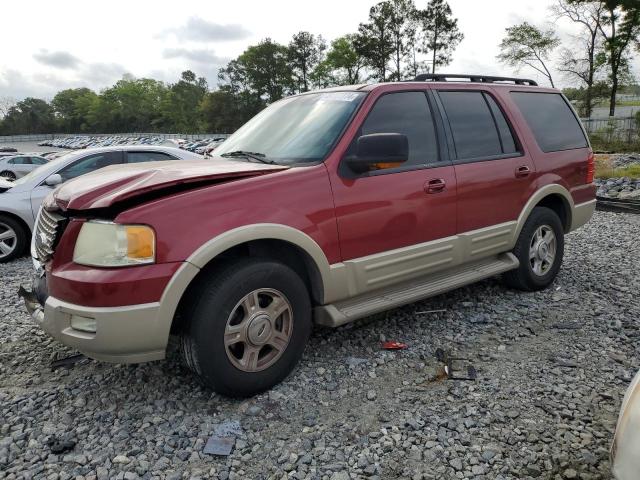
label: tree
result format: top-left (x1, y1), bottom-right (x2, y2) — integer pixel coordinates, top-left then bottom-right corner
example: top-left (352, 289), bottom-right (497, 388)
top-left (0, 98), bottom-right (56, 134)
top-left (552, 0), bottom-right (607, 117)
top-left (597, 0), bottom-right (640, 116)
top-left (386, 0), bottom-right (418, 81)
top-left (322, 35), bottom-right (366, 85)
top-left (229, 39), bottom-right (293, 103)
top-left (497, 22), bottom-right (560, 87)
top-left (288, 32), bottom-right (327, 92)
top-left (160, 70), bottom-right (208, 133)
top-left (355, 2), bottom-right (395, 81)
top-left (200, 86), bottom-right (265, 133)
top-left (51, 88), bottom-right (98, 133)
top-left (417, 0), bottom-right (464, 75)
top-left (0, 97), bottom-right (15, 119)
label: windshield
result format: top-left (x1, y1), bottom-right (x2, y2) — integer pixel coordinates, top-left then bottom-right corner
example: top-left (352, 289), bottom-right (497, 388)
top-left (12, 151), bottom-right (72, 186)
top-left (215, 91), bottom-right (365, 164)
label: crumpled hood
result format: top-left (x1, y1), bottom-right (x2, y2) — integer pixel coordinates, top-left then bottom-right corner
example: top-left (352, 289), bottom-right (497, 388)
top-left (52, 158), bottom-right (288, 211)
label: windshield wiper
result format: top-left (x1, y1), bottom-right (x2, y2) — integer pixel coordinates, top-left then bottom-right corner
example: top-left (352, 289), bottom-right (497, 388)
top-left (220, 151), bottom-right (275, 164)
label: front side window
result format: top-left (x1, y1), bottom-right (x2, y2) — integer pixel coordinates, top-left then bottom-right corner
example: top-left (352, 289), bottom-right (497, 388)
top-left (127, 151), bottom-right (176, 163)
top-left (356, 91), bottom-right (439, 167)
top-left (511, 92), bottom-right (588, 152)
top-left (58, 152), bottom-right (123, 181)
top-left (215, 91), bottom-right (365, 164)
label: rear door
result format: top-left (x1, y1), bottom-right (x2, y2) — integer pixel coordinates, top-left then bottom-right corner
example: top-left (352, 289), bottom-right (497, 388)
top-left (434, 88), bottom-right (535, 246)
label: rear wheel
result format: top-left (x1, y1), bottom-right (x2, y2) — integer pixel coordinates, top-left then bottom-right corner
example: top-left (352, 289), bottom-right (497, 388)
top-left (0, 215), bottom-right (27, 263)
top-left (179, 258), bottom-right (312, 397)
top-left (0, 171), bottom-right (16, 181)
top-left (503, 206), bottom-right (564, 291)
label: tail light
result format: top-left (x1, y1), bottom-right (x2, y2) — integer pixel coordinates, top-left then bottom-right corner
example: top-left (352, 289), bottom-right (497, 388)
top-left (586, 151), bottom-right (595, 184)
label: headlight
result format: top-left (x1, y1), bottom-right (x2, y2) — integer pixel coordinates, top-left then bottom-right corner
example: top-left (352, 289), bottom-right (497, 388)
top-left (73, 221), bottom-right (156, 267)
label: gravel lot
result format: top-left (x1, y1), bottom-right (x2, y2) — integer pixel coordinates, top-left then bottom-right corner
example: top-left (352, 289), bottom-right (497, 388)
top-left (1, 211), bottom-right (639, 480)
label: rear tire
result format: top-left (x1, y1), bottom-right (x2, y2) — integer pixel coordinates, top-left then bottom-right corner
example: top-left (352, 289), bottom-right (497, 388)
top-left (503, 207), bottom-right (564, 291)
top-left (0, 215), bottom-right (27, 263)
top-left (179, 258), bottom-right (312, 397)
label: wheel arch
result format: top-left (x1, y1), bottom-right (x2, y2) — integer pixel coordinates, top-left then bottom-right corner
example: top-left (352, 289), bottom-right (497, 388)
top-left (513, 185), bottom-right (574, 246)
top-left (0, 210), bottom-right (32, 236)
top-left (158, 224), bottom-right (334, 338)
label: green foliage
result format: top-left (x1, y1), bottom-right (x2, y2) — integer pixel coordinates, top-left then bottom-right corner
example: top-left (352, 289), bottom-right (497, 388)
top-left (497, 22), bottom-right (560, 87)
top-left (51, 88), bottom-right (98, 133)
top-left (199, 87), bottom-right (265, 133)
top-left (355, 2), bottom-right (396, 82)
top-left (159, 71), bottom-right (208, 133)
top-left (288, 32), bottom-right (327, 92)
top-left (0, 98), bottom-right (56, 134)
top-left (417, 0), bottom-right (463, 75)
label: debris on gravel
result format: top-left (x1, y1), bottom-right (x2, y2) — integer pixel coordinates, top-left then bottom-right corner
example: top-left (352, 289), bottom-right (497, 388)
top-left (1, 211), bottom-right (638, 479)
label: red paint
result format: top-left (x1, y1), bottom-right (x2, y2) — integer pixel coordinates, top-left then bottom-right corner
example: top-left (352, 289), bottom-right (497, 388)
top-left (47, 81), bottom-right (596, 308)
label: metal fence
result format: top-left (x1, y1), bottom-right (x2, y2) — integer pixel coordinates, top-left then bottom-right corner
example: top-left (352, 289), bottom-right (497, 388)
top-left (0, 132), bottom-right (229, 144)
top-left (580, 117), bottom-right (639, 144)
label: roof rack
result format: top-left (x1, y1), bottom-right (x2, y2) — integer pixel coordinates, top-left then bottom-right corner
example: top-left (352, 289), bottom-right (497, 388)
top-left (413, 73), bottom-right (538, 86)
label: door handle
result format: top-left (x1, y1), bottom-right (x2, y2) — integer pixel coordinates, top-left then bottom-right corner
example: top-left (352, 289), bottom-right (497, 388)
top-left (425, 178), bottom-right (446, 194)
top-left (515, 165), bottom-right (531, 178)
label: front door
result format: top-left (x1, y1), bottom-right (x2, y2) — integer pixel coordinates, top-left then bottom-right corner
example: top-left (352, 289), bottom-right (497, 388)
top-left (330, 90), bottom-right (457, 294)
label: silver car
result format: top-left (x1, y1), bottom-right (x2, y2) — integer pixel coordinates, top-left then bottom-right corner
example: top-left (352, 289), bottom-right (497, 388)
top-left (0, 155), bottom-right (49, 181)
top-left (0, 146), bottom-right (203, 262)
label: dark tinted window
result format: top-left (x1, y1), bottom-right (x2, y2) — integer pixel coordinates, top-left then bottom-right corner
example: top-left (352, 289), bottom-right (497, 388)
top-left (439, 91), bottom-right (502, 159)
top-left (58, 152), bottom-right (123, 181)
top-left (10, 157), bottom-right (27, 165)
top-left (512, 92), bottom-right (588, 152)
top-left (485, 95), bottom-right (517, 154)
top-left (359, 91), bottom-right (438, 166)
top-left (127, 151), bottom-right (176, 163)
top-left (31, 157), bottom-right (47, 165)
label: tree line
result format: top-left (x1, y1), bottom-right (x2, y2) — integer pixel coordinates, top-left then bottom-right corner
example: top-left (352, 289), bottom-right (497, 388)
top-left (0, 0), bottom-right (638, 136)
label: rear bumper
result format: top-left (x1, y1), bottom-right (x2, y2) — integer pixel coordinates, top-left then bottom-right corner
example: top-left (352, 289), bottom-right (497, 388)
top-left (31, 295), bottom-right (165, 363)
top-left (570, 199), bottom-right (596, 232)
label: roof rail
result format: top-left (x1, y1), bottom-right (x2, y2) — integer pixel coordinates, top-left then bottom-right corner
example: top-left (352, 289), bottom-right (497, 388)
top-left (413, 73), bottom-right (538, 86)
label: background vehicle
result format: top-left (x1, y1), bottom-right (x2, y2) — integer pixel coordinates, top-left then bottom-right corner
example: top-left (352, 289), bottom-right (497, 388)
top-left (612, 369), bottom-right (640, 479)
top-left (22, 75), bottom-right (596, 397)
top-left (0, 145), bottom-right (203, 262)
top-left (0, 155), bottom-right (48, 180)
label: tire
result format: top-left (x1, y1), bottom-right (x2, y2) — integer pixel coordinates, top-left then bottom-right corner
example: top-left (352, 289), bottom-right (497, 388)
top-left (179, 258), bottom-right (312, 397)
top-left (0, 171), bottom-right (16, 181)
top-left (503, 206), bottom-right (564, 291)
top-left (0, 215), bottom-right (27, 263)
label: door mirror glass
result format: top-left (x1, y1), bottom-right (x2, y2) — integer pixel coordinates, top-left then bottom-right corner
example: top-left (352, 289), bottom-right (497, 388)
top-left (44, 174), bottom-right (62, 187)
top-left (346, 133), bottom-right (409, 174)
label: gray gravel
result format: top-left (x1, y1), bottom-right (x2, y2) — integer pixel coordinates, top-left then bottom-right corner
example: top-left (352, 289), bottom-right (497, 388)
top-left (1, 211), bottom-right (639, 479)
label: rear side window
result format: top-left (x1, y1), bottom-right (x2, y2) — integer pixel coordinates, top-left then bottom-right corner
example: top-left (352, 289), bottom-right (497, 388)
top-left (511, 92), bottom-right (588, 152)
top-left (359, 91), bottom-right (439, 166)
top-left (438, 91), bottom-right (517, 160)
top-left (127, 151), bottom-right (177, 163)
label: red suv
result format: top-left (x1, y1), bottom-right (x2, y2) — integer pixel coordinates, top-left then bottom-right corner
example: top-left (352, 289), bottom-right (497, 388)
top-left (22, 74), bottom-right (596, 397)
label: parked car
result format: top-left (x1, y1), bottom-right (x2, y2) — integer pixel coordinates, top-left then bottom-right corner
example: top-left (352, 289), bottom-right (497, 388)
top-left (0, 155), bottom-right (48, 180)
top-left (0, 147), bottom-right (18, 153)
top-left (21, 74), bottom-right (596, 397)
top-left (611, 369), bottom-right (640, 479)
top-left (0, 146), bottom-right (202, 262)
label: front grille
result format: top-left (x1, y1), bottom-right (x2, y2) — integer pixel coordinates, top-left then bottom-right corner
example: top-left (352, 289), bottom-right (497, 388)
top-left (34, 209), bottom-right (65, 263)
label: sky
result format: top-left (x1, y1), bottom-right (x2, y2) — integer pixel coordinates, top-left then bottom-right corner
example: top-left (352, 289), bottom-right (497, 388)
top-left (0, 0), bottom-right (638, 101)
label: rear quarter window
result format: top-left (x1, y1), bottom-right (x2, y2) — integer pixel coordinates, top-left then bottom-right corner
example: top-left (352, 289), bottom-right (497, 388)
top-left (511, 92), bottom-right (588, 152)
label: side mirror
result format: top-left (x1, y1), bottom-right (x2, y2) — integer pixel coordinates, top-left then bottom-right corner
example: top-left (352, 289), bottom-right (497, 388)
top-left (346, 133), bottom-right (409, 174)
top-left (44, 174), bottom-right (62, 187)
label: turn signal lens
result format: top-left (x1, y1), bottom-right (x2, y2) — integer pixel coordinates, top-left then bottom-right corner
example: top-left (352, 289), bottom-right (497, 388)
top-left (126, 226), bottom-right (155, 259)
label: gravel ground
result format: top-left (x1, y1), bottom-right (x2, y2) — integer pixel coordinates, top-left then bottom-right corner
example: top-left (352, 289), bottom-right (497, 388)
top-left (1, 211), bottom-right (639, 480)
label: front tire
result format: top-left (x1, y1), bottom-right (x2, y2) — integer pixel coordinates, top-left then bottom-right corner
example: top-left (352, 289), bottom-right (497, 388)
top-left (503, 207), bottom-right (564, 291)
top-left (0, 215), bottom-right (27, 263)
top-left (180, 258), bottom-right (312, 397)
top-left (0, 171), bottom-right (16, 181)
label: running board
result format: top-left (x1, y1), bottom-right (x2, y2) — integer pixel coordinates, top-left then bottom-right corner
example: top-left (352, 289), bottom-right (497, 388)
top-left (314, 253), bottom-right (519, 327)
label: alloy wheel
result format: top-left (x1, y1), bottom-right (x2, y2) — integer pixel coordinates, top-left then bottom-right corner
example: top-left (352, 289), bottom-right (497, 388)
top-left (224, 288), bottom-right (293, 372)
top-left (0, 222), bottom-right (17, 259)
top-left (529, 225), bottom-right (556, 277)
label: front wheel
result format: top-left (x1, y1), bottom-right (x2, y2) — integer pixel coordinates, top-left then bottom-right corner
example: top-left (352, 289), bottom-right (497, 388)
top-left (503, 206), bottom-right (564, 291)
top-left (180, 258), bottom-right (312, 397)
top-left (0, 215), bottom-right (27, 263)
top-left (0, 171), bottom-right (16, 181)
